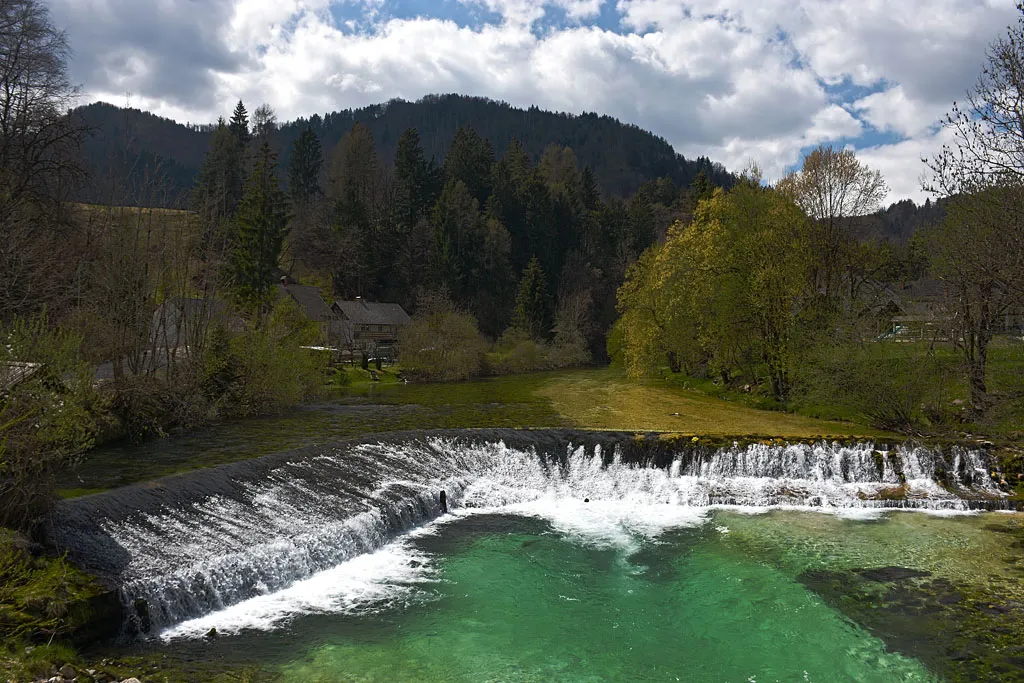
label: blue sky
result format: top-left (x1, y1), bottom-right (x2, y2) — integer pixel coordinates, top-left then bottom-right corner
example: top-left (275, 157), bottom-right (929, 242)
top-left (49, 0), bottom-right (1021, 203)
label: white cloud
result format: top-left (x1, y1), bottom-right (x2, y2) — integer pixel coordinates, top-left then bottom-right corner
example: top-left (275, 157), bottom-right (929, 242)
top-left (856, 129), bottom-right (955, 205)
top-left (852, 85), bottom-right (946, 139)
top-left (50, 0), bottom-right (1024, 203)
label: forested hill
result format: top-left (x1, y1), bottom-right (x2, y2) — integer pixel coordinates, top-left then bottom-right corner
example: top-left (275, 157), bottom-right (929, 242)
top-left (74, 95), bottom-right (734, 207)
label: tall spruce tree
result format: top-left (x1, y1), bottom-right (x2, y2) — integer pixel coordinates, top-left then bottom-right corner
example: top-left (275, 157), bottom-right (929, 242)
top-left (288, 126), bottom-right (324, 206)
top-left (579, 166), bottom-right (601, 211)
top-left (511, 256), bottom-right (553, 341)
top-left (431, 179), bottom-right (481, 300)
top-left (230, 140), bottom-right (288, 308)
top-left (394, 128), bottom-right (431, 231)
top-left (193, 118), bottom-right (245, 252)
top-left (229, 100), bottom-right (251, 147)
top-left (444, 125), bottom-right (495, 206)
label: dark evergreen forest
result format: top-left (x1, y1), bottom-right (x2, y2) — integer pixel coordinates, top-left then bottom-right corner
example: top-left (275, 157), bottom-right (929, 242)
top-left (74, 94), bottom-right (733, 208)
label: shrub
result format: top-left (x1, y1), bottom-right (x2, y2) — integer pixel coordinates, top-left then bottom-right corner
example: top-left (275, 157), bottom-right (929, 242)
top-left (0, 317), bottom-right (104, 532)
top-left (399, 309), bottom-right (487, 382)
top-left (224, 297), bottom-right (327, 417)
top-left (793, 342), bottom-right (954, 432)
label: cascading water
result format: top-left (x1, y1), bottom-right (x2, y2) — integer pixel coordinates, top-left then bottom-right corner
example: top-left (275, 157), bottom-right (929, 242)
top-left (48, 431), bottom-right (1007, 639)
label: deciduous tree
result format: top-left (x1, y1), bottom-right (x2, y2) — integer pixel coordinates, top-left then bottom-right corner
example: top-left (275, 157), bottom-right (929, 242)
top-left (778, 145), bottom-right (886, 309)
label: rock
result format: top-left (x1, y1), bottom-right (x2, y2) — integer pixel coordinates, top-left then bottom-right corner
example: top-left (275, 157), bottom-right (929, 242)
top-left (60, 664), bottom-right (76, 679)
top-left (857, 566), bottom-right (931, 583)
top-left (120, 678), bottom-right (142, 683)
top-left (205, 626), bottom-right (218, 640)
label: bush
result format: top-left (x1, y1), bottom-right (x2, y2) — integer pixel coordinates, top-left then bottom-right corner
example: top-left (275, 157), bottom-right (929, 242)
top-left (399, 309), bottom-right (487, 382)
top-left (0, 317), bottom-right (104, 532)
top-left (224, 297), bottom-right (327, 417)
top-left (793, 342), bottom-right (955, 432)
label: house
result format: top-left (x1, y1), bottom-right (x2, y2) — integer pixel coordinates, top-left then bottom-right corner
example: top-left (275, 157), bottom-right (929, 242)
top-left (878, 279), bottom-right (956, 342)
top-left (151, 297), bottom-right (233, 353)
top-left (277, 278), bottom-right (345, 346)
top-left (877, 278), bottom-right (1024, 341)
top-left (332, 298), bottom-right (412, 352)
top-left (95, 297), bottom-right (238, 382)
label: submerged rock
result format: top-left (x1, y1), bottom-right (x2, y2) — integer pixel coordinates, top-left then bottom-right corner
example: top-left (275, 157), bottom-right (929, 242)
top-left (856, 566), bottom-right (931, 582)
top-left (799, 565), bottom-right (1024, 682)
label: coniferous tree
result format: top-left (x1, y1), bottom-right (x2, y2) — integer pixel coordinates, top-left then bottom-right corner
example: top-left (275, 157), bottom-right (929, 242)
top-left (193, 118), bottom-right (245, 252)
top-left (328, 123), bottom-right (384, 296)
top-left (288, 126), bottom-right (324, 206)
top-left (519, 169), bottom-right (556, 279)
top-left (229, 100), bottom-right (251, 147)
top-left (431, 179), bottom-right (481, 300)
top-left (230, 141), bottom-right (288, 308)
top-left (579, 166), bottom-right (601, 211)
top-left (511, 256), bottom-right (553, 341)
top-left (444, 125), bottom-right (495, 206)
top-left (489, 139), bottom-right (530, 259)
top-left (394, 128), bottom-right (431, 231)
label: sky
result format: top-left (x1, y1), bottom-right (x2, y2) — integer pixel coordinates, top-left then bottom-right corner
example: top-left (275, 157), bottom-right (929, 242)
top-left (48, 0), bottom-right (1021, 204)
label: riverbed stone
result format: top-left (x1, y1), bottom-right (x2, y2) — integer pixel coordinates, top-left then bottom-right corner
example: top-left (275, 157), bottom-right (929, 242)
top-left (799, 566), bottom-right (1024, 682)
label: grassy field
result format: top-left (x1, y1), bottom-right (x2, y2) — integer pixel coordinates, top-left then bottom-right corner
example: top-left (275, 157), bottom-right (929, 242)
top-left (532, 368), bottom-right (889, 437)
top-left (334, 364), bottom-right (887, 437)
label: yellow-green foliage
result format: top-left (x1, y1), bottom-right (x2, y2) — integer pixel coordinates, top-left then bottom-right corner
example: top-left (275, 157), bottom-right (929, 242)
top-left (399, 310), bottom-right (487, 381)
top-left (226, 297), bottom-right (327, 416)
top-left (615, 183), bottom-right (812, 398)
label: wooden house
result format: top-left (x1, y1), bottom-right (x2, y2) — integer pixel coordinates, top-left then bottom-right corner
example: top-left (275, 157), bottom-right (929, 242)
top-left (331, 298), bottom-right (412, 350)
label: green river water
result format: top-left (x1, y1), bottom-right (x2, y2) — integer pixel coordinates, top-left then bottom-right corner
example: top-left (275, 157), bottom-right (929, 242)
top-left (131, 507), bottom-right (1024, 682)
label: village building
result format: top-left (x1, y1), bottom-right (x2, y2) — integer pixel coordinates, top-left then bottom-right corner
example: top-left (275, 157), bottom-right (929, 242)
top-left (332, 298), bottom-right (412, 358)
top-left (277, 278), bottom-right (344, 347)
top-left (151, 297), bottom-right (234, 352)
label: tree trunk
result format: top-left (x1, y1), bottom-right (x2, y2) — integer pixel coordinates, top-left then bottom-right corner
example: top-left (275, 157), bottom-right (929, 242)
top-left (968, 334), bottom-right (990, 413)
top-left (666, 351), bottom-right (681, 373)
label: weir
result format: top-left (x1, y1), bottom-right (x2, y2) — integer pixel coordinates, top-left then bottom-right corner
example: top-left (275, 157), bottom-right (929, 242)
top-left (48, 429), bottom-right (1009, 637)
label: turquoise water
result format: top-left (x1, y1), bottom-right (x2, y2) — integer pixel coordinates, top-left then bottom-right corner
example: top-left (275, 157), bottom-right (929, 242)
top-left (140, 507), bottom-right (1024, 682)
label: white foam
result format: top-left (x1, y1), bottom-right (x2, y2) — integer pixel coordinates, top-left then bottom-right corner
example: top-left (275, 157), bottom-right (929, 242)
top-left (160, 540), bottom-right (436, 640)
top-left (914, 508), bottom-right (980, 518)
top-left (832, 507), bottom-right (888, 521)
top-left (506, 497), bottom-right (709, 551)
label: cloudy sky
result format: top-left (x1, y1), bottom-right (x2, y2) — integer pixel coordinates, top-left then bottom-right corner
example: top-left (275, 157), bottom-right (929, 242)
top-left (48, 0), bottom-right (1019, 203)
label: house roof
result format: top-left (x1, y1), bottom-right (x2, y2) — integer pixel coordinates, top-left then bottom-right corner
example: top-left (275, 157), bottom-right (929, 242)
top-left (278, 284), bottom-right (335, 322)
top-left (1, 361), bottom-right (41, 393)
top-left (152, 297), bottom-right (236, 349)
top-left (333, 300), bottom-right (412, 326)
top-left (899, 278), bottom-right (947, 300)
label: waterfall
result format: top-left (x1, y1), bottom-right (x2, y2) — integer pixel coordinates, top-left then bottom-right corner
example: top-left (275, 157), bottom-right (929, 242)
top-left (48, 431), bottom-right (1008, 637)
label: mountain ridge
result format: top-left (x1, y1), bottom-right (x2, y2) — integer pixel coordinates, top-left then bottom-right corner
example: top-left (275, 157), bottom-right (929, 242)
top-left (73, 93), bottom-right (734, 208)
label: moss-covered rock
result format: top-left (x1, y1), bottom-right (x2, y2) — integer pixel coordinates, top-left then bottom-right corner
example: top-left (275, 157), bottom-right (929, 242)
top-left (0, 530), bottom-right (109, 644)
